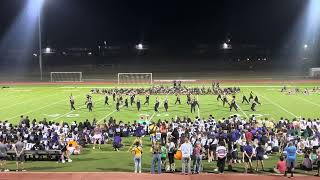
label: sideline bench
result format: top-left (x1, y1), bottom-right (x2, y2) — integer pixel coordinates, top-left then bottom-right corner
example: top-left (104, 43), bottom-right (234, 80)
top-left (7, 150), bottom-right (62, 161)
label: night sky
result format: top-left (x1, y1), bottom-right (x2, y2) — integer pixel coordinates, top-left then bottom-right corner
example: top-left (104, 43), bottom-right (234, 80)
top-left (0, 0), bottom-right (308, 48)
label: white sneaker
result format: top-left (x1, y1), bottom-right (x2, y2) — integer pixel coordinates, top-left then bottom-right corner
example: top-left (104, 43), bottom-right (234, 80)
top-left (139, 171), bottom-right (141, 173)
top-left (62, 160), bottom-right (66, 163)
top-left (22, 170), bottom-right (26, 172)
top-left (68, 159), bottom-right (72, 163)
top-left (134, 171), bottom-right (137, 173)
top-left (4, 169), bottom-right (9, 172)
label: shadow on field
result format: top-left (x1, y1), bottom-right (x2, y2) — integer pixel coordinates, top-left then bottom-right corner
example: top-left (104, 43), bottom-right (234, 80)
top-left (27, 166), bottom-right (64, 171)
top-left (96, 167), bottom-right (132, 172)
top-left (75, 157), bottom-right (109, 162)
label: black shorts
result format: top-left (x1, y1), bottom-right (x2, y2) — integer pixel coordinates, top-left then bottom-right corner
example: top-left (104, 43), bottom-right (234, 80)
top-left (244, 155), bottom-right (252, 163)
top-left (209, 144), bottom-right (217, 152)
top-left (226, 153), bottom-right (232, 161)
top-left (231, 151), bottom-right (238, 160)
top-left (16, 154), bottom-right (25, 162)
top-left (240, 146), bottom-right (244, 152)
top-left (256, 155), bottom-right (264, 161)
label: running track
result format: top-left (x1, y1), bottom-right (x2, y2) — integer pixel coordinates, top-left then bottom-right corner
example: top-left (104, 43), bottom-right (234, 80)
top-left (0, 172), bottom-right (318, 180)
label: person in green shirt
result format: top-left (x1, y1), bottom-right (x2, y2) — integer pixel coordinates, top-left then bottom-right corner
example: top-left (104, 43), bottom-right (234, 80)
top-left (161, 143), bottom-right (168, 171)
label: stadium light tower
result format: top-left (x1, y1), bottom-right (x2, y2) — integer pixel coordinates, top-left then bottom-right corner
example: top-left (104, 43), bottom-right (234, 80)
top-left (38, 0), bottom-right (45, 81)
top-left (223, 43), bottom-right (228, 49)
top-left (304, 44), bottom-right (308, 49)
top-left (136, 43), bottom-right (144, 50)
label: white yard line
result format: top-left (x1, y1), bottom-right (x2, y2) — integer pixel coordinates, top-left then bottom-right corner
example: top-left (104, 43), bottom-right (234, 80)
top-left (294, 95), bottom-right (320, 108)
top-left (7, 100), bottom-right (66, 120)
top-left (237, 104), bottom-right (249, 119)
top-left (53, 96), bottom-right (105, 122)
top-left (6, 94), bottom-right (83, 121)
top-left (0, 91), bottom-right (63, 111)
top-left (149, 94), bottom-right (170, 121)
top-left (97, 109), bottom-right (118, 124)
top-left (249, 89), bottom-right (298, 118)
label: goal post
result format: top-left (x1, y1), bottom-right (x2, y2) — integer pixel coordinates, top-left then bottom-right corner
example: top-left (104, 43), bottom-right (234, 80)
top-left (118, 73), bottom-right (153, 84)
top-left (309, 68), bottom-right (320, 78)
top-left (50, 72), bottom-right (83, 82)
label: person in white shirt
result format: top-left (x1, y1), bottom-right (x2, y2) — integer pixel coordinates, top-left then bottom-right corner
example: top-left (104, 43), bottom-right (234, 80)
top-left (180, 137), bottom-right (193, 175)
top-left (216, 141), bottom-right (227, 174)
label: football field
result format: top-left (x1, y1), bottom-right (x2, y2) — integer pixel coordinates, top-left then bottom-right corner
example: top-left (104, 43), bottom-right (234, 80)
top-left (1, 82), bottom-right (320, 125)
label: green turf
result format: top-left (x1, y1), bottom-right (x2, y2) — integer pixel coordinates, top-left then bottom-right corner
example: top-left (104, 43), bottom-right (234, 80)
top-left (1, 83), bottom-right (319, 125)
top-left (0, 83), bottom-right (319, 174)
top-left (1, 136), bottom-right (314, 175)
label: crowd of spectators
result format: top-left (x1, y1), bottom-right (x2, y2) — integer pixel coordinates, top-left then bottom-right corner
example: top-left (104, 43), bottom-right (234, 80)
top-left (90, 85), bottom-right (241, 95)
top-left (0, 114), bottom-right (319, 175)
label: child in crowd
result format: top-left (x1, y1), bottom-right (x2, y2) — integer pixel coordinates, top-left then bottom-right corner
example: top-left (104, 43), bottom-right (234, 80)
top-left (273, 156), bottom-right (286, 174)
top-left (160, 143), bottom-right (168, 171)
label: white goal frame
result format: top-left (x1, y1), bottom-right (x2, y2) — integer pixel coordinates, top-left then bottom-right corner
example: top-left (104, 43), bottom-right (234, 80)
top-left (309, 68), bottom-right (320, 78)
top-left (50, 72), bottom-right (83, 82)
top-left (118, 73), bottom-right (153, 84)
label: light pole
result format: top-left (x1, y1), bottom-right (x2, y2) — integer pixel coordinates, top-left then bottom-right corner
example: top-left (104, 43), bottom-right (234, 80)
top-left (38, 7), bottom-right (43, 81)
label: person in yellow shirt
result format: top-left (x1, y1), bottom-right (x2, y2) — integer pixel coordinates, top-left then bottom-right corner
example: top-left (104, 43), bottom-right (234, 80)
top-left (131, 141), bottom-right (143, 173)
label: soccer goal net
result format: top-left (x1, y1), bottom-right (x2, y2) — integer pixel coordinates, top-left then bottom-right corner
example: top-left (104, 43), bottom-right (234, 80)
top-left (50, 72), bottom-right (83, 82)
top-left (309, 68), bottom-right (320, 78)
top-left (118, 73), bottom-right (153, 84)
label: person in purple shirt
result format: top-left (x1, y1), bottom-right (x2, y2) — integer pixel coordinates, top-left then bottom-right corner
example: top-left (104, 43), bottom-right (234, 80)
top-left (284, 142), bottom-right (297, 178)
top-left (243, 141), bottom-right (253, 173)
top-left (113, 133), bottom-right (122, 151)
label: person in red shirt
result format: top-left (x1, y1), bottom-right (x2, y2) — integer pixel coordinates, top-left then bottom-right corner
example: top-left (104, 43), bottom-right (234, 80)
top-left (273, 156), bottom-right (286, 174)
top-left (245, 130), bottom-right (253, 142)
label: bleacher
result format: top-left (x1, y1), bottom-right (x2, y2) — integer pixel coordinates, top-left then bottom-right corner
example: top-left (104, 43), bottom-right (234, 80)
top-left (7, 150), bottom-right (62, 161)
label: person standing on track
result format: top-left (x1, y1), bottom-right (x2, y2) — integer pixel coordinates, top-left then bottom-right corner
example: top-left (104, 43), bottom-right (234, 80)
top-left (131, 141), bottom-right (143, 173)
top-left (181, 137), bottom-right (193, 175)
top-left (243, 141), bottom-right (253, 173)
top-left (315, 147), bottom-right (320, 176)
top-left (216, 141), bottom-right (227, 174)
top-left (151, 141), bottom-right (162, 174)
top-left (69, 94), bottom-right (76, 111)
top-left (284, 142), bottom-right (297, 178)
top-left (14, 137), bottom-right (26, 171)
top-left (0, 139), bottom-right (9, 172)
